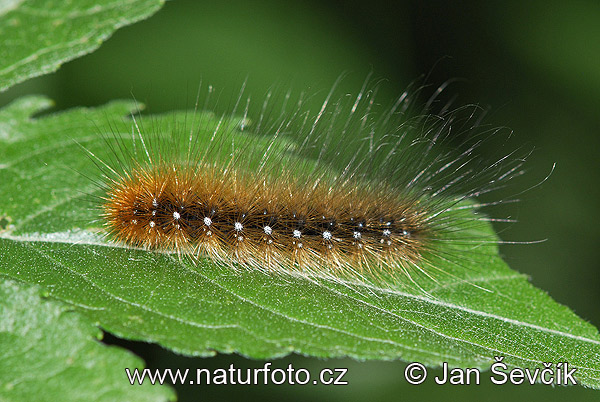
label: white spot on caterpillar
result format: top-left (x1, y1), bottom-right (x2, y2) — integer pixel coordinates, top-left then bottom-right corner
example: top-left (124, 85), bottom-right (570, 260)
top-left (353, 231), bottom-right (361, 239)
top-left (152, 198), bottom-right (158, 207)
top-left (298, 242), bottom-right (303, 248)
top-left (238, 236), bottom-right (243, 241)
top-left (383, 229), bottom-right (391, 237)
top-left (149, 221), bottom-right (155, 228)
top-left (264, 225), bottom-right (272, 235)
top-left (131, 219), bottom-right (137, 225)
top-left (173, 211), bottom-right (180, 220)
top-left (152, 210), bottom-right (156, 216)
top-left (293, 229), bottom-right (301, 238)
top-left (204, 217), bottom-right (212, 226)
top-left (323, 230), bottom-right (332, 240)
top-left (234, 222), bottom-right (243, 231)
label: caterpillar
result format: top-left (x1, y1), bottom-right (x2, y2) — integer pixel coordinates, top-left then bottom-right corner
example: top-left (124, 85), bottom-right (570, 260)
top-left (86, 80), bottom-right (529, 290)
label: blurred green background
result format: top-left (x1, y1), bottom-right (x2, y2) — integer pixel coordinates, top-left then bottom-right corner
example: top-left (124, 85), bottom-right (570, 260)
top-left (2, 0), bottom-right (599, 400)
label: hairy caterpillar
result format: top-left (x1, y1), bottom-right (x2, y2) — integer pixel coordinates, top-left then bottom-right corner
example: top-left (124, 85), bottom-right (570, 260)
top-left (86, 80), bottom-right (531, 290)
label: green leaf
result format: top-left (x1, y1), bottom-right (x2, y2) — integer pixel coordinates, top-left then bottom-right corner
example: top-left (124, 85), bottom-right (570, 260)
top-left (0, 96), bottom-right (599, 389)
top-left (0, 0), bottom-right (165, 93)
top-left (0, 278), bottom-right (174, 401)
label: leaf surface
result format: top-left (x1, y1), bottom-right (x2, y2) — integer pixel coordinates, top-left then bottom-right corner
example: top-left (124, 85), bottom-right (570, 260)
top-left (0, 97), bottom-right (598, 388)
top-left (0, 0), bottom-right (164, 92)
top-left (0, 278), bottom-right (174, 401)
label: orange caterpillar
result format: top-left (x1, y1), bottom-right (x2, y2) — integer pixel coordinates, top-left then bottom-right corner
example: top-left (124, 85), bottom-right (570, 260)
top-left (103, 162), bottom-right (428, 278)
top-left (91, 83), bottom-right (525, 285)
